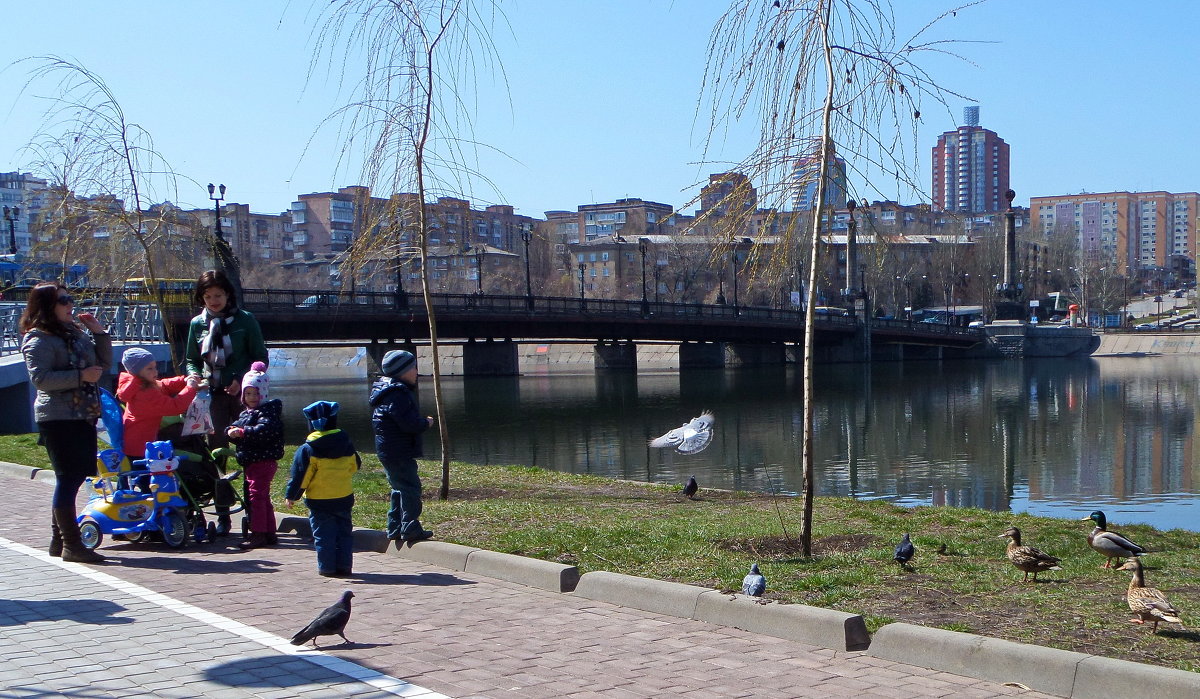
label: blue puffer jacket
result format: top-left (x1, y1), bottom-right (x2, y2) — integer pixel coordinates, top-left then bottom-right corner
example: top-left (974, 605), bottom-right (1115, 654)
top-left (369, 378), bottom-right (429, 460)
top-left (227, 398), bottom-right (285, 465)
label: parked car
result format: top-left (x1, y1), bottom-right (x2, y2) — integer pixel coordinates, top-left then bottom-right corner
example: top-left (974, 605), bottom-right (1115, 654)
top-left (296, 294), bottom-right (339, 308)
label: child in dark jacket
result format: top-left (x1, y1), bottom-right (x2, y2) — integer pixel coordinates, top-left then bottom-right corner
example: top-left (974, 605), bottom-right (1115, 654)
top-left (285, 401), bottom-right (361, 577)
top-left (226, 362), bottom-right (284, 550)
top-left (369, 349), bottom-right (435, 543)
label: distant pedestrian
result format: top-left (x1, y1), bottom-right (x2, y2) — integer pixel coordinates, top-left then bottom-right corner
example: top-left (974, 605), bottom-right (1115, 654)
top-left (369, 350), bottom-right (435, 543)
top-left (226, 362), bottom-right (283, 550)
top-left (20, 283), bottom-right (111, 563)
top-left (285, 401), bottom-right (360, 577)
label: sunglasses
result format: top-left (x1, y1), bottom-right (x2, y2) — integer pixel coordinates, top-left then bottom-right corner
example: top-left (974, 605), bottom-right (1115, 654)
top-left (56, 295), bottom-right (74, 306)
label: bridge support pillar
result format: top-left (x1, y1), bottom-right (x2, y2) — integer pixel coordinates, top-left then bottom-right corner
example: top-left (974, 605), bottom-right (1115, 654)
top-left (365, 339), bottom-right (419, 376)
top-left (678, 341), bottom-right (726, 369)
top-left (463, 339), bottom-right (519, 376)
top-left (727, 343), bottom-right (786, 367)
top-left (594, 342), bottom-right (637, 371)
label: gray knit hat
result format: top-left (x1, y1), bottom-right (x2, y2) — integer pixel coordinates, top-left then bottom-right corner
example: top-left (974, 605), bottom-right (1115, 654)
top-left (381, 349), bottom-right (417, 378)
top-left (121, 347), bottom-right (156, 376)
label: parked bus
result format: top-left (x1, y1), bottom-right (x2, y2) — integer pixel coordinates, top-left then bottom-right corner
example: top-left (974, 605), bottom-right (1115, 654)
top-left (123, 278), bottom-right (195, 306)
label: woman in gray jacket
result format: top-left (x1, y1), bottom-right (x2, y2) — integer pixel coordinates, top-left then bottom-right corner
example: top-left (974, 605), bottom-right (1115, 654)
top-left (20, 283), bottom-right (112, 563)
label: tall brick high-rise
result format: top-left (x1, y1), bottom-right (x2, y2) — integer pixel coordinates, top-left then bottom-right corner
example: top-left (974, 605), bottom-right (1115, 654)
top-left (931, 106), bottom-right (1010, 213)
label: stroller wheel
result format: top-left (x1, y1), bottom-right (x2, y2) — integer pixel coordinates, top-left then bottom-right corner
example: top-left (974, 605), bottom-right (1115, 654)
top-left (160, 510), bottom-right (189, 548)
top-left (79, 519), bottom-right (103, 551)
top-left (241, 516), bottom-right (250, 540)
top-left (207, 521), bottom-right (217, 541)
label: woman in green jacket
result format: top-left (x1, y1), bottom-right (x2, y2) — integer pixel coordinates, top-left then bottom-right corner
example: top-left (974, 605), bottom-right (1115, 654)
top-left (185, 270), bottom-right (267, 533)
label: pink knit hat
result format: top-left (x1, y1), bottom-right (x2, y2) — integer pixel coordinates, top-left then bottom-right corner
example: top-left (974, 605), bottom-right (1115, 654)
top-left (241, 361), bottom-right (269, 403)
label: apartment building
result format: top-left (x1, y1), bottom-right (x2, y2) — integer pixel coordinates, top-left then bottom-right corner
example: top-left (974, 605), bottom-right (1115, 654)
top-left (0, 171), bottom-right (48, 256)
top-left (1029, 190), bottom-right (1199, 280)
top-left (931, 106), bottom-right (1011, 213)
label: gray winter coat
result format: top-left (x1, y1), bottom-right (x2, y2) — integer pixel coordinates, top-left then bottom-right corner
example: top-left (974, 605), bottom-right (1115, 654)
top-left (21, 328), bottom-right (113, 423)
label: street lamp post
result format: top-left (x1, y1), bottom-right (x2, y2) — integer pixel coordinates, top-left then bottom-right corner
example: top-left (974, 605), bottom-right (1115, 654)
top-left (474, 245), bottom-right (485, 294)
top-left (578, 261), bottom-right (587, 309)
top-left (521, 224), bottom-right (533, 309)
top-left (730, 245), bottom-right (740, 315)
top-left (2, 206), bottom-right (20, 256)
top-left (207, 183), bottom-right (242, 297)
top-left (638, 238), bottom-right (649, 314)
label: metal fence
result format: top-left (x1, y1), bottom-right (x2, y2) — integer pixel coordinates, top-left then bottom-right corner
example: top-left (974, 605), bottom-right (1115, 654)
top-left (0, 298), bottom-right (164, 357)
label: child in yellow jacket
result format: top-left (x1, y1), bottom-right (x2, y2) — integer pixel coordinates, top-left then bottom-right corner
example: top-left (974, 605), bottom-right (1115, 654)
top-left (285, 401), bottom-right (361, 577)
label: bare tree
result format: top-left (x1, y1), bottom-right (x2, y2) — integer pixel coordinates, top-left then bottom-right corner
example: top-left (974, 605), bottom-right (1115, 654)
top-left (17, 57), bottom-right (200, 359)
top-left (701, 0), bottom-right (978, 555)
top-left (310, 0), bottom-right (505, 499)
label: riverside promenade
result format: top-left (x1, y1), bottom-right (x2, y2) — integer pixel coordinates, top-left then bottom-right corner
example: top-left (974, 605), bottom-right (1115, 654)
top-left (0, 467), bottom-right (1054, 699)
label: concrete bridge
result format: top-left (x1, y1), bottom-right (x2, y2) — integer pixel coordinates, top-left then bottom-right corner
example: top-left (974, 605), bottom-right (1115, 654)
top-left (165, 289), bottom-right (985, 375)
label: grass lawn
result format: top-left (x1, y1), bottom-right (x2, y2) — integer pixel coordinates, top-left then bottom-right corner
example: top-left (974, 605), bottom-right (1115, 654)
top-left (3, 436), bottom-right (1197, 672)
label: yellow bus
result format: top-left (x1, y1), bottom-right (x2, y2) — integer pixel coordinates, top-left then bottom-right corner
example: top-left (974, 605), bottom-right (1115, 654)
top-left (123, 278), bottom-right (195, 306)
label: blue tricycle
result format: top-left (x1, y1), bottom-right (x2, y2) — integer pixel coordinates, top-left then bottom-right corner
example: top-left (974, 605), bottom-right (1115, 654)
top-left (78, 440), bottom-right (193, 550)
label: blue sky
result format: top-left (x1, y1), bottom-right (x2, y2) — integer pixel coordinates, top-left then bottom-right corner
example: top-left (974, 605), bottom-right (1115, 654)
top-left (1, 1), bottom-right (1196, 218)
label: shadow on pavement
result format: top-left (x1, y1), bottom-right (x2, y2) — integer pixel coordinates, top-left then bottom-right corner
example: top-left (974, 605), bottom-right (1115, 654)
top-left (347, 571), bottom-right (475, 586)
top-left (201, 654), bottom-right (386, 688)
top-left (0, 599), bottom-right (133, 626)
top-left (111, 556), bottom-right (282, 574)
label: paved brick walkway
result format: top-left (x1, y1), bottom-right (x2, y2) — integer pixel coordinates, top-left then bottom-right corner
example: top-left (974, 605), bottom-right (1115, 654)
top-left (0, 472), bottom-right (1057, 698)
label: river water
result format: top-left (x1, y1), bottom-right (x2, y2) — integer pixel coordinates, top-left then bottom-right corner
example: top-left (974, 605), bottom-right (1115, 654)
top-left (268, 357), bottom-right (1200, 533)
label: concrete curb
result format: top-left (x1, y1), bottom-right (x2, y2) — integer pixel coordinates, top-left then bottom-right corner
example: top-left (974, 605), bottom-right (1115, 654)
top-left (465, 549), bottom-right (580, 593)
top-left (869, 622), bottom-right (1200, 698)
top-left (389, 539), bottom-right (479, 571)
top-left (0, 460), bottom-right (41, 480)
top-left (1072, 654), bottom-right (1200, 699)
top-left (574, 570), bottom-right (712, 618)
top-left (694, 590), bottom-right (870, 651)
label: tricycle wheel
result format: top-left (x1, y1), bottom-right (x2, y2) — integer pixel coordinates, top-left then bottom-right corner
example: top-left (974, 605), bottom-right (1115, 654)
top-left (125, 530), bottom-right (147, 544)
top-left (160, 510), bottom-right (188, 548)
top-left (79, 519), bottom-right (103, 551)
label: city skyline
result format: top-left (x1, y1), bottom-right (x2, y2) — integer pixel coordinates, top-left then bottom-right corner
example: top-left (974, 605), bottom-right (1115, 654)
top-left (1, 1), bottom-right (1198, 219)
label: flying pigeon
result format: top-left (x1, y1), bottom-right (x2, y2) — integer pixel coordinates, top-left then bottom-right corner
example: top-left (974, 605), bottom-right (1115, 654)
top-left (649, 412), bottom-right (714, 454)
top-left (291, 590), bottom-right (354, 648)
top-left (682, 475), bottom-right (699, 500)
top-left (741, 563), bottom-right (766, 597)
top-left (894, 533), bottom-right (915, 566)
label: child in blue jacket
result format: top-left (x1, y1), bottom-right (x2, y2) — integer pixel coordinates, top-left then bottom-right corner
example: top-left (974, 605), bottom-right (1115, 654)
top-left (369, 350), bottom-right (435, 543)
top-left (285, 401), bottom-right (361, 577)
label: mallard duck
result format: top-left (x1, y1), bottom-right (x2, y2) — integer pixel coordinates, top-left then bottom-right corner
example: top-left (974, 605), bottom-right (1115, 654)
top-left (1117, 557), bottom-right (1183, 633)
top-left (998, 526), bottom-right (1062, 582)
top-left (1081, 511), bottom-right (1146, 568)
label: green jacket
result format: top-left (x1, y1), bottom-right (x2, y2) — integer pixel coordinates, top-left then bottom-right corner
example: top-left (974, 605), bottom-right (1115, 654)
top-left (184, 309), bottom-right (268, 390)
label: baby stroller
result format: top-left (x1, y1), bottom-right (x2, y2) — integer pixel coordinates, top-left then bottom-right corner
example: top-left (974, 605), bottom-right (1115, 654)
top-left (156, 418), bottom-right (244, 543)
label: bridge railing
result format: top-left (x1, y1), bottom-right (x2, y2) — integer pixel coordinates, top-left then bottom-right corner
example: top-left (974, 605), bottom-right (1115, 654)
top-left (1, 298), bottom-right (164, 357)
top-left (241, 288), bottom-right (871, 329)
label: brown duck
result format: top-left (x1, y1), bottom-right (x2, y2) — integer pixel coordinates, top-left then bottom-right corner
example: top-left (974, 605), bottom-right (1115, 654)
top-left (1117, 557), bottom-right (1183, 633)
top-left (998, 526), bottom-right (1062, 582)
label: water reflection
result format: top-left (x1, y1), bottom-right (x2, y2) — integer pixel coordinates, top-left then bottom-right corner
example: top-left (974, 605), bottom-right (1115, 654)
top-left (270, 356), bottom-right (1200, 532)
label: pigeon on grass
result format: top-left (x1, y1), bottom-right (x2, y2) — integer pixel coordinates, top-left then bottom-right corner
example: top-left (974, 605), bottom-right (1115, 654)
top-left (650, 412), bottom-right (714, 455)
top-left (893, 533), bottom-right (915, 567)
top-left (682, 475), bottom-right (699, 500)
top-left (291, 590), bottom-right (354, 648)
